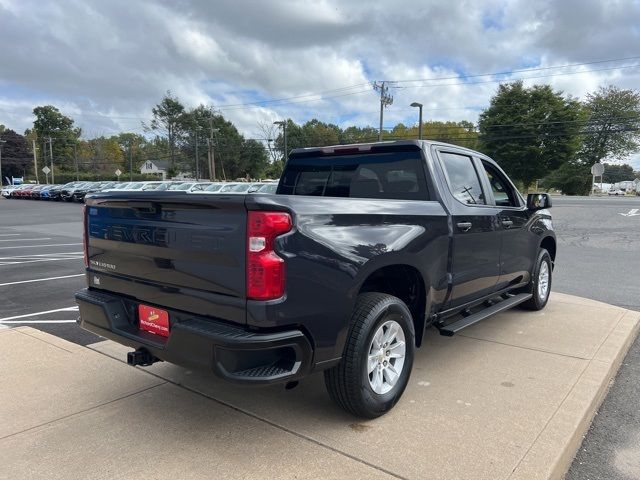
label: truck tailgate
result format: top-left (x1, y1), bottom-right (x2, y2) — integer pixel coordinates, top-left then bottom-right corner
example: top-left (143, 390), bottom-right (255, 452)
top-left (85, 193), bottom-right (247, 325)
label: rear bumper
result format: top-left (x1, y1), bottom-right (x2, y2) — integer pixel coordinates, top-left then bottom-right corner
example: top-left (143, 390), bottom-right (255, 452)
top-left (75, 288), bottom-right (314, 385)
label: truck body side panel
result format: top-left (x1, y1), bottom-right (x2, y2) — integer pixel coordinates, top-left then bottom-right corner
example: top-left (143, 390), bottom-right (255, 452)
top-left (246, 195), bottom-right (449, 364)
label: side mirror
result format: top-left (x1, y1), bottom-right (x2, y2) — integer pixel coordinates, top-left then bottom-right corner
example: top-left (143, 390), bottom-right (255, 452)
top-left (527, 193), bottom-right (552, 211)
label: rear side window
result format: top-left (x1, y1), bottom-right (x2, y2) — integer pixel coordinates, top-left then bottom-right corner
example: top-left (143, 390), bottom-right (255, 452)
top-left (279, 151), bottom-right (428, 200)
top-left (439, 152), bottom-right (485, 205)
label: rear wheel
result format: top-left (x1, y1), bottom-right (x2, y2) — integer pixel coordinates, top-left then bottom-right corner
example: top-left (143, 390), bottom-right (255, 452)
top-left (520, 249), bottom-right (552, 310)
top-left (324, 293), bottom-right (415, 418)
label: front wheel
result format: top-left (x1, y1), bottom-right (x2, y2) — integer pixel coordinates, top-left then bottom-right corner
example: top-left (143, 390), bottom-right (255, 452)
top-left (520, 249), bottom-right (552, 310)
top-left (324, 293), bottom-right (415, 418)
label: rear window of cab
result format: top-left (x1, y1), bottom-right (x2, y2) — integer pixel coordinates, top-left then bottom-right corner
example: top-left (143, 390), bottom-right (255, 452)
top-left (279, 151), bottom-right (428, 200)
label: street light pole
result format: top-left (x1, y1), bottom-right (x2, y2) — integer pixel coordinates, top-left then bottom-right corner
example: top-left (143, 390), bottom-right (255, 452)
top-left (410, 102), bottom-right (423, 140)
top-left (273, 121), bottom-right (287, 164)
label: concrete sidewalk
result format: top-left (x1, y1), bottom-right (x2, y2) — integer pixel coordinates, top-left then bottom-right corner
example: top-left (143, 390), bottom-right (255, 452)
top-left (1, 292), bottom-right (638, 480)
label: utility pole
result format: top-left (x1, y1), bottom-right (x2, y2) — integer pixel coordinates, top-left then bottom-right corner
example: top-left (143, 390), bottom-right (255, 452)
top-left (42, 140), bottom-right (47, 183)
top-left (0, 139), bottom-right (5, 186)
top-left (129, 141), bottom-right (133, 181)
top-left (206, 137), bottom-right (212, 180)
top-left (373, 81), bottom-right (394, 141)
top-left (208, 117), bottom-right (216, 181)
top-left (273, 120), bottom-right (288, 165)
top-left (194, 130), bottom-right (199, 180)
top-left (32, 139), bottom-right (39, 184)
top-left (48, 137), bottom-right (55, 183)
top-left (73, 142), bottom-right (79, 181)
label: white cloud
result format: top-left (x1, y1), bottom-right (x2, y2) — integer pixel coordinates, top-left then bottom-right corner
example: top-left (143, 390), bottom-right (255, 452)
top-left (0, 0), bottom-right (638, 160)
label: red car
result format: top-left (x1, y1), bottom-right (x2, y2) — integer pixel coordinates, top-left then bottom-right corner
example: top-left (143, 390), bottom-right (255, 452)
top-left (12, 184), bottom-right (37, 198)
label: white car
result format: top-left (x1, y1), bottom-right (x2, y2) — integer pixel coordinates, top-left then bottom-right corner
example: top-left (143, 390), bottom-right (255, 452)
top-left (249, 182), bottom-right (278, 194)
top-left (217, 183), bottom-right (257, 194)
top-left (608, 189), bottom-right (626, 196)
top-left (101, 182), bottom-right (132, 192)
top-left (1, 184), bottom-right (23, 197)
top-left (200, 183), bottom-right (225, 193)
top-left (168, 182), bottom-right (212, 193)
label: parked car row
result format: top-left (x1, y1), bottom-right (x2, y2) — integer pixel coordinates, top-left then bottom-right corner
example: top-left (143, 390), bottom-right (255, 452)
top-left (1, 180), bottom-right (278, 202)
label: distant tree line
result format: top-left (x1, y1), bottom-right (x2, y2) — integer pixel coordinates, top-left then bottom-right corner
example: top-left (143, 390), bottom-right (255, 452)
top-left (1, 84), bottom-right (639, 193)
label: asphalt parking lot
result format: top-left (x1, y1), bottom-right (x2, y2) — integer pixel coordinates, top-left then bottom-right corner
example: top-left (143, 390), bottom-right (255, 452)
top-left (0, 194), bottom-right (639, 479)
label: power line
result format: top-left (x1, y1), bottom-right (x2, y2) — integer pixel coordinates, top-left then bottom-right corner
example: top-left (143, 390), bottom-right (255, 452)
top-left (387, 55), bottom-right (640, 84)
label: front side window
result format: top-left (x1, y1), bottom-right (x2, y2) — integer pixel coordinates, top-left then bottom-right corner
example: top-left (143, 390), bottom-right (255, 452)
top-left (439, 152), bottom-right (485, 205)
top-left (481, 161), bottom-right (519, 207)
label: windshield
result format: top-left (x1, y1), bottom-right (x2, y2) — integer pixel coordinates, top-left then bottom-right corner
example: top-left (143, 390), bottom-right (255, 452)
top-left (231, 183), bottom-right (252, 192)
top-left (171, 183), bottom-right (195, 190)
top-left (154, 182), bottom-right (176, 190)
top-left (258, 183), bottom-right (278, 193)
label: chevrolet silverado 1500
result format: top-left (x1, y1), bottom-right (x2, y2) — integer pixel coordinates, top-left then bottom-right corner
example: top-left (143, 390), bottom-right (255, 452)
top-left (76, 140), bottom-right (555, 417)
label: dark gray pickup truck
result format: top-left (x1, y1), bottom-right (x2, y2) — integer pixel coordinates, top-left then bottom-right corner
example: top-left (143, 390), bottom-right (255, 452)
top-left (76, 140), bottom-right (555, 417)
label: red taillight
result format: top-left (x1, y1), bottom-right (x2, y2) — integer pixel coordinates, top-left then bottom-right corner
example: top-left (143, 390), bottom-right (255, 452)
top-left (246, 211), bottom-right (292, 300)
top-left (82, 205), bottom-right (88, 268)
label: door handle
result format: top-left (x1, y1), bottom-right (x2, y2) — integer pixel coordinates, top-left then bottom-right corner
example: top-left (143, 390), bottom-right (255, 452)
top-left (456, 221), bottom-right (472, 232)
top-left (501, 220), bottom-right (513, 228)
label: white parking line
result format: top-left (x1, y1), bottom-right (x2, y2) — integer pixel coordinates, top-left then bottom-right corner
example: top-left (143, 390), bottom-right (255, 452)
top-left (0, 274), bottom-right (84, 287)
top-left (0, 257), bottom-right (83, 266)
top-left (0, 251), bottom-right (83, 265)
top-left (0, 238), bottom-right (52, 242)
top-left (0, 306), bottom-right (79, 322)
top-left (0, 234), bottom-right (21, 237)
top-left (1, 320), bottom-right (77, 324)
top-left (0, 252), bottom-right (82, 259)
top-left (0, 243), bottom-right (82, 250)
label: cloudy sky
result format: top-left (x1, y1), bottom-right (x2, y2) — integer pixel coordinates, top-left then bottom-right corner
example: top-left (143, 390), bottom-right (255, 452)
top-left (1, 0), bottom-right (639, 165)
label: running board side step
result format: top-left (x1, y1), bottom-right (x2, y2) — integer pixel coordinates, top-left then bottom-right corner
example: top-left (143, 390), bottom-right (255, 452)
top-left (437, 293), bottom-right (533, 337)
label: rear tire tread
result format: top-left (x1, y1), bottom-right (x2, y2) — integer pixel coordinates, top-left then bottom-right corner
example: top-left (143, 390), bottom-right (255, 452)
top-left (325, 292), bottom-right (413, 418)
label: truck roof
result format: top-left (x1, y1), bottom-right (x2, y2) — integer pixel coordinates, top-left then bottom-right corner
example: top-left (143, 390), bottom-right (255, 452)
top-left (289, 140), bottom-right (486, 159)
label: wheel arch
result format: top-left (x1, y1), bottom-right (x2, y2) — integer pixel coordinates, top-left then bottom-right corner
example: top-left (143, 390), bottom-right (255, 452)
top-left (358, 264), bottom-right (428, 347)
top-left (540, 235), bottom-right (556, 266)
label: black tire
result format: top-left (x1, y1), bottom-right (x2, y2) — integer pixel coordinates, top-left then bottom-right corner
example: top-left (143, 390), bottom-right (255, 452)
top-left (520, 249), bottom-right (552, 310)
top-left (324, 293), bottom-right (415, 418)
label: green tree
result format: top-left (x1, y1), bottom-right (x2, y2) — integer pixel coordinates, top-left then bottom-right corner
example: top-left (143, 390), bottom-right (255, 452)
top-left (116, 133), bottom-right (148, 176)
top-left (543, 161), bottom-right (592, 195)
top-left (601, 163), bottom-right (636, 183)
top-left (146, 91), bottom-right (187, 166)
top-left (341, 125), bottom-right (379, 143)
top-left (238, 139), bottom-right (269, 179)
top-left (0, 129), bottom-right (32, 182)
top-left (422, 120), bottom-right (479, 149)
top-left (300, 119), bottom-right (341, 147)
top-left (579, 86), bottom-right (640, 165)
top-left (77, 136), bottom-right (125, 174)
top-left (478, 81), bottom-right (584, 188)
top-left (25, 105), bottom-right (81, 172)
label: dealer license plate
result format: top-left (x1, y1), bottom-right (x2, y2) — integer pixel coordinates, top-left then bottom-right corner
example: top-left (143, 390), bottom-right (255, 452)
top-left (138, 304), bottom-right (170, 337)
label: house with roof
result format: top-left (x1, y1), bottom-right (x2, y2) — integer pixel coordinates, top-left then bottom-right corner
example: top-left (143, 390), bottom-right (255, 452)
top-left (140, 159), bottom-right (170, 179)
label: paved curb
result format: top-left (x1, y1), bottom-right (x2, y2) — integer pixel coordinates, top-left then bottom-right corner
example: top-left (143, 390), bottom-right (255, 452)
top-left (509, 309), bottom-right (640, 479)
